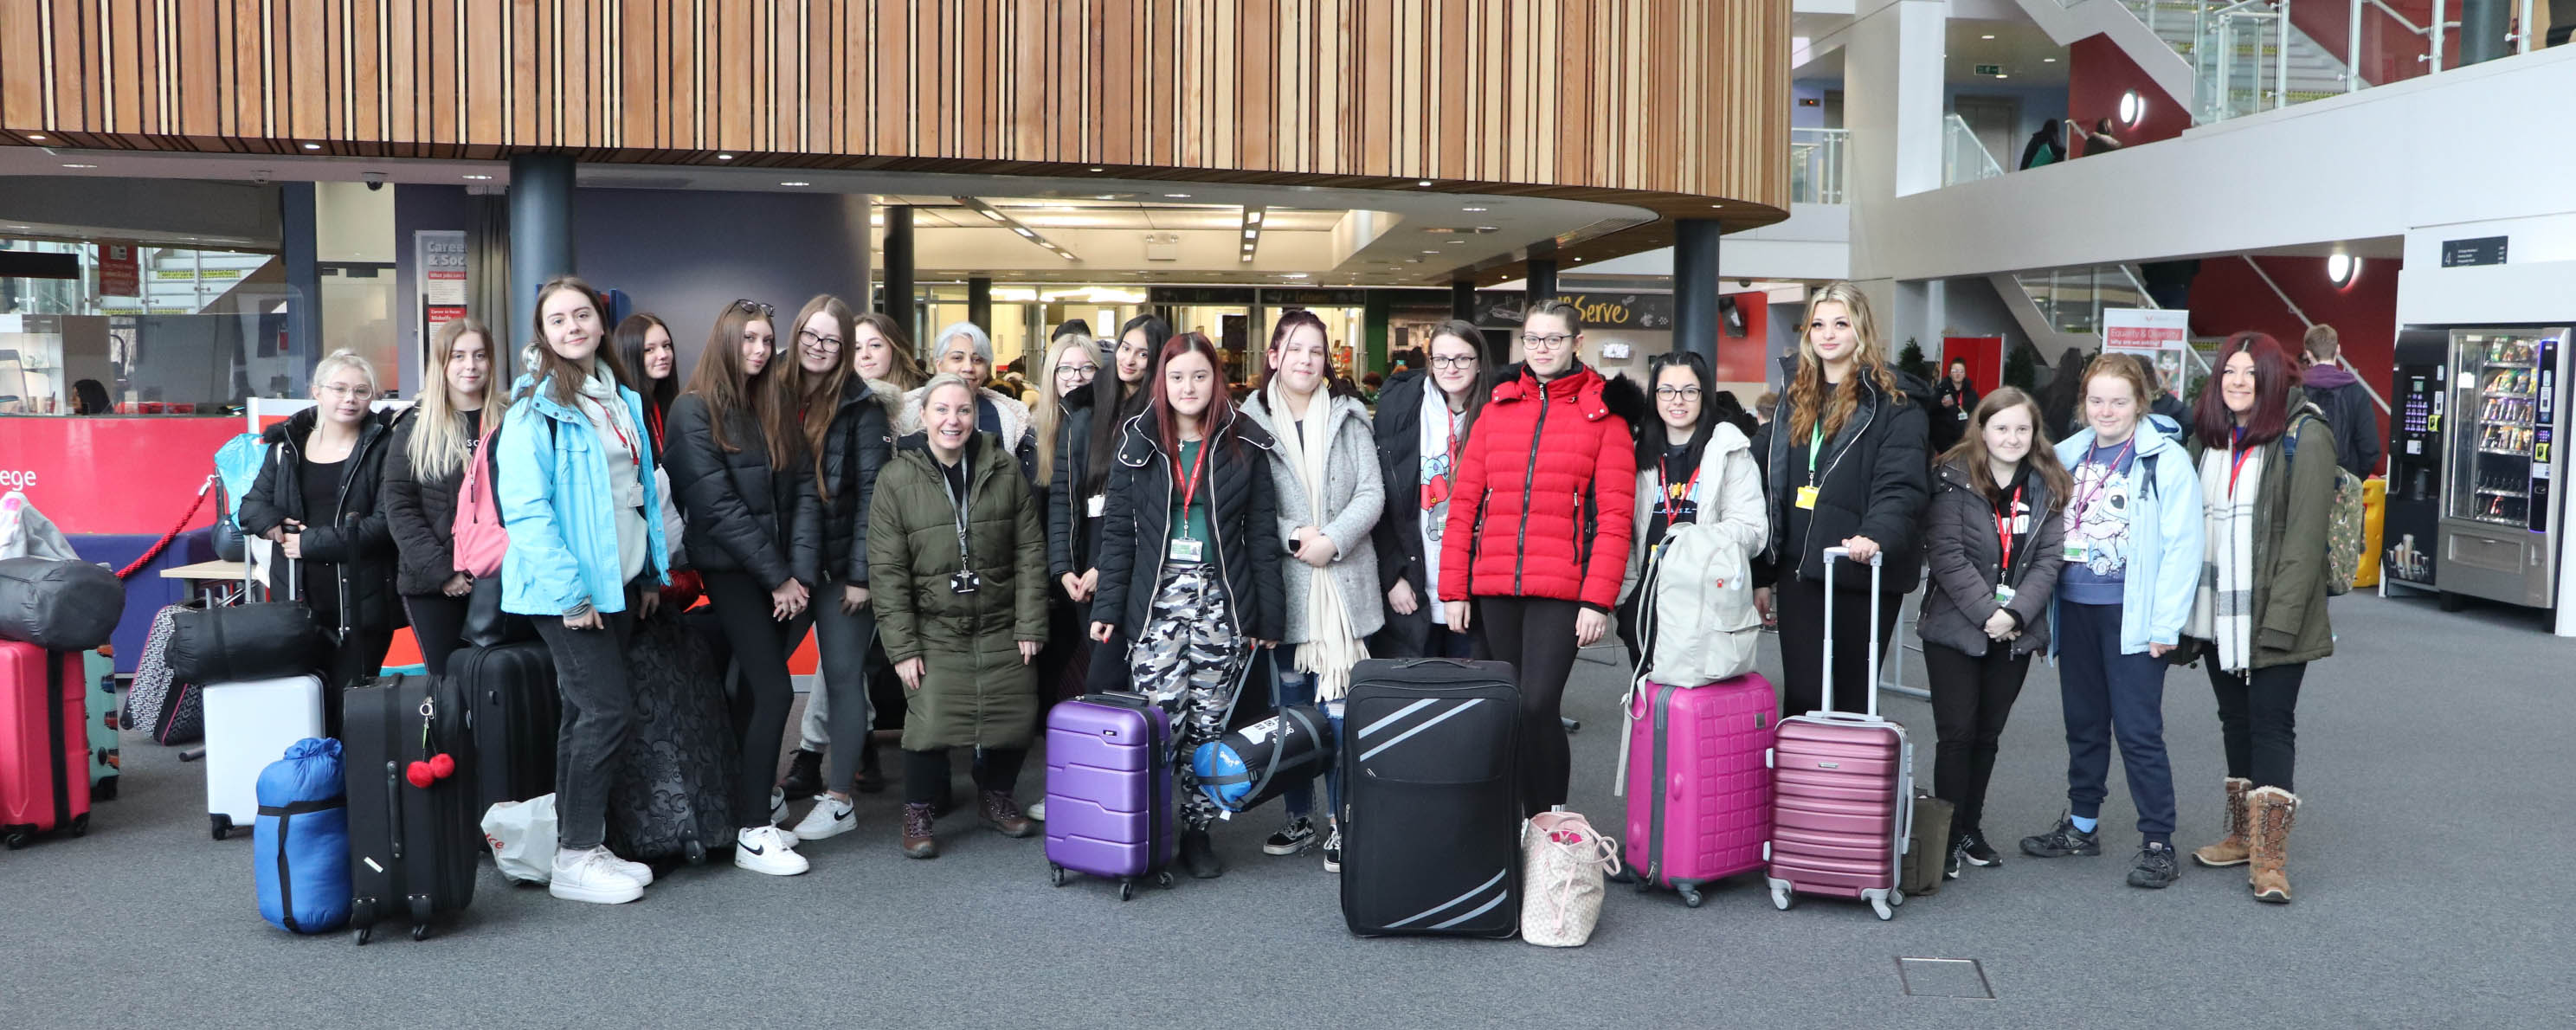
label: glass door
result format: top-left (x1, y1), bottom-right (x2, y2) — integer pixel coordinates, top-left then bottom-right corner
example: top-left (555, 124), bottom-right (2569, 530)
top-left (2448, 330), bottom-right (2548, 529)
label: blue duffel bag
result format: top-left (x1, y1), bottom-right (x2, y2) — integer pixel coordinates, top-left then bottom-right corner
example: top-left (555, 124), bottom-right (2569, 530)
top-left (254, 737), bottom-right (350, 934)
top-left (1189, 705), bottom-right (1334, 813)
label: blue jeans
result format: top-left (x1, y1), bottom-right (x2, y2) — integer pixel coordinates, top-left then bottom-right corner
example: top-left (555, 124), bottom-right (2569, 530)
top-left (1275, 668), bottom-right (1345, 825)
top-left (2057, 602), bottom-right (2176, 843)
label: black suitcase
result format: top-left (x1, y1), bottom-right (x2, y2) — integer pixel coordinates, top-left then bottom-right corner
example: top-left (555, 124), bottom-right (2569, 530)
top-left (1338, 658), bottom-right (1523, 938)
top-left (452, 641), bottom-right (558, 817)
top-left (606, 611), bottom-right (738, 865)
top-left (342, 673), bottom-right (477, 943)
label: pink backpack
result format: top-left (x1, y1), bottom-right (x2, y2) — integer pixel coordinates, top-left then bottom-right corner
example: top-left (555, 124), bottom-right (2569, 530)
top-left (450, 418), bottom-right (508, 577)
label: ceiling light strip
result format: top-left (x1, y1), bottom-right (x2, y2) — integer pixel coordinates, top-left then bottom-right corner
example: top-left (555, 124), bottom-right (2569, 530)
top-left (954, 196), bottom-right (1082, 263)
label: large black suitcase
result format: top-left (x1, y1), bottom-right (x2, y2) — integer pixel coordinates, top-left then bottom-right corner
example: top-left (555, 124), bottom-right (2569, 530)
top-left (452, 641), bottom-right (558, 817)
top-left (606, 611), bottom-right (737, 865)
top-left (1338, 657), bottom-right (1523, 938)
top-left (343, 673), bottom-right (477, 943)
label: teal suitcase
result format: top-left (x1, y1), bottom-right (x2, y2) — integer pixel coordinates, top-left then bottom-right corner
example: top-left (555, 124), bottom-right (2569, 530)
top-left (84, 647), bottom-right (119, 800)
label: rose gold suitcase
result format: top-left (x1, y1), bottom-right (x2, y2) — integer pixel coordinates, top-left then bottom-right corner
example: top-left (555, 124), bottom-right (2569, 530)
top-left (1764, 548), bottom-right (1913, 920)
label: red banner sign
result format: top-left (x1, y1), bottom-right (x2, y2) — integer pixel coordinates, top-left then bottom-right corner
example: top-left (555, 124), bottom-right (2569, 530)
top-left (0, 416), bottom-right (241, 535)
top-left (97, 241), bottom-right (140, 298)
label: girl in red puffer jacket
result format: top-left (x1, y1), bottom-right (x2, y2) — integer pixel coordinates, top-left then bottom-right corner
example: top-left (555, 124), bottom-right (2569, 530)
top-left (1439, 300), bottom-right (1642, 815)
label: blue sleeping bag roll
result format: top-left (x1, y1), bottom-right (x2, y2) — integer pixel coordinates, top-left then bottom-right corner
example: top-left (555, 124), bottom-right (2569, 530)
top-left (1188, 705), bottom-right (1335, 813)
top-left (254, 737), bottom-right (351, 934)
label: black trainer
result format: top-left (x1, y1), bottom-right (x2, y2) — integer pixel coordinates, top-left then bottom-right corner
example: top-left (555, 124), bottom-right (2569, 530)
top-left (1944, 838), bottom-right (1965, 880)
top-left (2127, 841), bottom-right (2181, 889)
top-left (2019, 814), bottom-right (2103, 858)
top-left (1263, 816), bottom-right (1317, 856)
top-left (777, 748), bottom-right (824, 801)
top-left (1959, 828), bottom-right (2003, 867)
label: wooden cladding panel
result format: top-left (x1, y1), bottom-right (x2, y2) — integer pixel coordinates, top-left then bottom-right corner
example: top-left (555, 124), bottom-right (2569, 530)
top-left (0, 0), bottom-right (1788, 215)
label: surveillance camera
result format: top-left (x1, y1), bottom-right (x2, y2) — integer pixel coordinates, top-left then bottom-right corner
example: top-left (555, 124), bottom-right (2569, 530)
top-left (364, 171), bottom-right (387, 190)
top-left (251, 170), bottom-right (272, 185)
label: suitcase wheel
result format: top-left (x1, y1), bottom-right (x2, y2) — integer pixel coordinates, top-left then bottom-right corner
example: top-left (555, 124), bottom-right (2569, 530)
top-left (1889, 888), bottom-right (1905, 908)
top-left (1769, 885), bottom-right (1793, 911)
top-left (3, 832), bottom-right (27, 851)
top-left (410, 924), bottom-right (430, 942)
top-left (351, 926), bottom-right (371, 946)
top-left (1871, 895), bottom-right (1895, 921)
top-left (210, 814), bottom-right (233, 841)
top-left (1156, 871), bottom-right (1174, 889)
top-left (94, 779), bottom-right (118, 801)
top-left (1678, 884), bottom-right (1704, 909)
top-left (684, 840), bottom-right (708, 866)
top-left (68, 814), bottom-right (87, 837)
top-left (1048, 864), bottom-right (1066, 887)
top-left (1118, 880), bottom-right (1136, 902)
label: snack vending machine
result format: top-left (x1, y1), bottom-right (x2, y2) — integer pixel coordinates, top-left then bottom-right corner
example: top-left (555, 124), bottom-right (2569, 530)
top-left (2438, 326), bottom-right (2572, 608)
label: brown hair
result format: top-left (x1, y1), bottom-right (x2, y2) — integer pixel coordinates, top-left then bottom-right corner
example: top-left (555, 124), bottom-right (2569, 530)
top-left (681, 299), bottom-right (787, 467)
top-left (778, 294), bottom-right (859, 500)
top-left (518, 274), bottom-right (606, 409)
top-left (1940, 386), bottom-right (2073, 513)
top-left (2301, 324), bottom-right (2339, 361)
top-left (2078, 351), bottom-right (2156, 423)
top-left (1786, 281), bottom-right (1906, 443)
top-left (852, 312), bottom-right (928, 391)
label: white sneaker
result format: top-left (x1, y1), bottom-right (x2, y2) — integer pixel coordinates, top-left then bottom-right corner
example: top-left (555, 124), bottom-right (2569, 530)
top-left (1027, 798), bottom-right (1046, 821)
top-left (734, 826), bottom-right (810, 876)
top-left (770, 789), bottom-right (802, 845)
top-left (607, 853), bottom-right (654, 886)
top-left (790, 795), bottom-right (857, 840)
top-left (549, 846), bottom-right (647, 904)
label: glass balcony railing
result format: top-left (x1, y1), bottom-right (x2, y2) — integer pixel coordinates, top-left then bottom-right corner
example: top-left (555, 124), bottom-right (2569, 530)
top-left (2013, 264), bottom-right (2154, 337)
top-left (1788, 127), bottom-right (1848, 204)
top-left (1942, 114), bottom-right (2006, 187)
top-left (2108, 0), bottom-right (2528, 126)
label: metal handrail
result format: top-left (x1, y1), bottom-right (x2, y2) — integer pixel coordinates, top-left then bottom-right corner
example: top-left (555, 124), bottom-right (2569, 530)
top-left (1942, 113), bottom-right (2004, 184)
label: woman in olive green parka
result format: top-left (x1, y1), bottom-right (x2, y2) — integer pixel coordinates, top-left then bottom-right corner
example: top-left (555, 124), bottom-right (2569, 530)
top-left (869, 375), bottom-right (1049, 859)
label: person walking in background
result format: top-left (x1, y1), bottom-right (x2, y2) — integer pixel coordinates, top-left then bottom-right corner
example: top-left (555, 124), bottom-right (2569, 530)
top-left (1241, 310), bottom-right (1386, 871)
top-left (2186, 333), bottom-right (2337, 904)
top-left (2297, 325), bottom-right (2381, 479)
top-left (381, 318), bottom-right (494, 679)
top-left (1919, 388), bottom-right (2070, 879)
top-left (666, 298), bottom-right (821, 877)
top-left (1439, 300), bottom-right (1640, 817)
top-left (2074, 118), bottom-right (2124, 157)
top-left (870, 374), bottom-right (1049, 859)
top-left (1369, 319), bottom-right (1491, 660)
top-left (495, 275), bottom-right (669, 905)
top-left (2019, 353), bottom-right (2203, 891)
top-left (1752, 283), bottom-right (1930, 718)
top-left (1616, 351), bottom-right (1764, 670)
top-left (2019, 119), bottom-right (2066, 169)
top-left (1932, 357), bottom-right (1980, 456)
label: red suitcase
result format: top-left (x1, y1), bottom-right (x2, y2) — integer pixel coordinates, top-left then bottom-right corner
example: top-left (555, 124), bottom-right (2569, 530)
top-left (1, 641), bottom-right (93, 848)
top-left (1764, 548), bottom-right (1913, 920)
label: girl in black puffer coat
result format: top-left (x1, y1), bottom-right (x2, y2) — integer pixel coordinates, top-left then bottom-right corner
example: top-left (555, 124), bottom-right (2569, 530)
top-left (381, 318), bottom-right (497, 677)
top-left (665, 299), bottom-right (821, 875)
top-left (239, 351), bottom-right (404, 734)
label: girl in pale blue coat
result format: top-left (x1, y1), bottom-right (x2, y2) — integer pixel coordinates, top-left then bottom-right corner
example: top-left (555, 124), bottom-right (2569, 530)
top-left (497, 275), bottom-right (671, 907)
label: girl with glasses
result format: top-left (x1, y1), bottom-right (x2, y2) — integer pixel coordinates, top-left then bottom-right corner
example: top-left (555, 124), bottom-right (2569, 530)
top-left (1615, 350), bottom-right (1766, 672)
top-left (1369, 319), bottom-right (1492, 661)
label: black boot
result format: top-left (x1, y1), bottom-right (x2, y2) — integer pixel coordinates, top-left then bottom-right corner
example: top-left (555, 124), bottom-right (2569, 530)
top-left (777, 748), bottom-right (824, 801)
top-left (1179, 828), bottom-right (1225, 879)
top-left (852, 741), bottom-right (886, 795)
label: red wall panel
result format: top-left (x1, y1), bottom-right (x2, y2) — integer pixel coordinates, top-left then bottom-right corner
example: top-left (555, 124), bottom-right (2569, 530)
top-left (2186, 254), bottom-right (2399, 472)
top-left (2067, 35), bottom-right (2191, 149)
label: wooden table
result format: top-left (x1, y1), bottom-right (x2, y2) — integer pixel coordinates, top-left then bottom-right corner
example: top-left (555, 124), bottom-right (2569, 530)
top-left (158, 559), bottom-right (249, 606)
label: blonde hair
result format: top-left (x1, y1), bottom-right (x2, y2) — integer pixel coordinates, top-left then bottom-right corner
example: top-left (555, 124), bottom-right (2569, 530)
top-left (1786, 281), bottom-right (1904, 443)
top-left (408, 318), bottom-right (492, 480)
top-left (311, 348), bottom-right (378, 396)
top-left (1030, 333), bottom-right (1092, 488)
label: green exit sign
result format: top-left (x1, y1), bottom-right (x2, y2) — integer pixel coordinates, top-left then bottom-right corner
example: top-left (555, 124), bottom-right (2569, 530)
top-left (1974, 63), bottom-right (2003, 75)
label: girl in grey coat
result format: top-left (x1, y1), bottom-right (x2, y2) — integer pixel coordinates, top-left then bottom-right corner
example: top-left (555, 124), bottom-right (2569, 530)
top-left (1239, 311), bottom-right (1385, 870)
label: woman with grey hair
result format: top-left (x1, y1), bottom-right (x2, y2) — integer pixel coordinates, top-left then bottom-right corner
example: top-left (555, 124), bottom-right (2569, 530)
top-left (904, 321), bottom-right (1039, 482)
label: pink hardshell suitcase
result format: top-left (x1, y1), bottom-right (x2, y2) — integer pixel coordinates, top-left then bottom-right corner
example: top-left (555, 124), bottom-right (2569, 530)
top-left (1, 641), bottom-right (93, 848)
top-left (1764, 547), bottom-right (1913, 920)
top-left (1620, 673), bottom-right (1774, 907)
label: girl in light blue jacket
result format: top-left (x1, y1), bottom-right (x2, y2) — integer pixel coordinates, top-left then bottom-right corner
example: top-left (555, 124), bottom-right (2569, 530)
top-left (2019, 354), bottom-right (2203, 892)
top-left (496, 274), bottom-right (671, 907)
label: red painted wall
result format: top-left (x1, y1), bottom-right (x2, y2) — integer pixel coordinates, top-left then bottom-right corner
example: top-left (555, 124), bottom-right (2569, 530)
top-left (2068, 35), bottom-right (2192, 149)
top-left (1716, 291), bottom-right (1769, 383)
top-left (2185, 254), bottom-right (2399, 472)
top-left (2289, 0), bottom-right (2458, 89)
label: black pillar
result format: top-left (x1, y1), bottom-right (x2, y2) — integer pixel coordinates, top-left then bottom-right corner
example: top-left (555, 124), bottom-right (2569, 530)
top-left (1526, 259), bottom-right (1558, 307)
top-left (280, 182), bottom-right (320, 384)
top-left (967, 276), bottom-right (993, 330)
top-left (2459, 0), bottom-right (2510, 65)
top-left (1671, 218), bottom-right (1723, 366)
top-left (506, 154), bottom-right (577, 336)
top-left (1452, 278), bottom-right (1477, 321)
top-left (882, 204), bottom-right (917, 343)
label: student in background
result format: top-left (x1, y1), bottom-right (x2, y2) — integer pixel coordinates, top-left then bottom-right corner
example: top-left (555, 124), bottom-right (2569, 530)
top-left (2296, 325), bottom-right (2381, 479)
top-left (610, 313), bottom-right (679, 454)
top-left (1064, 315), bottom-right (1171, 694)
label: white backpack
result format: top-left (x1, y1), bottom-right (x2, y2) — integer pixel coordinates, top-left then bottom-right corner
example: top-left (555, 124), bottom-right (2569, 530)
top-left (1636, 522), bottom-right (1760, 686)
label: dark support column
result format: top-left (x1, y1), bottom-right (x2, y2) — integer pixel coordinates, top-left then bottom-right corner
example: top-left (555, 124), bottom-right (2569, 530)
top-left (882, 204), bottom-right (917, 342)
top-left (967, 276), bottom-right (993, 329)
top-left (1671, 218), bottom-right (1723, 366)
top-left (506, 154), bottom-right (576, 335)
top-left (1362, 290), bottom-right (1392, 374)
top-left (280, 182), bottom-right (320, 382)
top-left (1525, 259), bottom-right (1559, 306)
top-left (2458, 0), bottom-right (2509, 65)
top-left (1452, 278), bottom-right (1477, 321)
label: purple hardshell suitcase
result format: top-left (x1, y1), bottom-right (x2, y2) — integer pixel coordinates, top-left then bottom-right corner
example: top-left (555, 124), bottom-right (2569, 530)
top-left (1764, 548), bottom-right (1914, 921)
top-left (1044, 692), bottom-right (1177, 900)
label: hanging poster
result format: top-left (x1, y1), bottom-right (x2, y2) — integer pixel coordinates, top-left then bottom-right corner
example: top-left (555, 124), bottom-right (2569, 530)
top-left (2103, 307), bottom-right (2192, 399)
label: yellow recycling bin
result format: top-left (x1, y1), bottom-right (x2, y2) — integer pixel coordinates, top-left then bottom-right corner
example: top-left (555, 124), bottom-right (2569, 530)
top-left (2354, 477), bottom-right (2385, 589)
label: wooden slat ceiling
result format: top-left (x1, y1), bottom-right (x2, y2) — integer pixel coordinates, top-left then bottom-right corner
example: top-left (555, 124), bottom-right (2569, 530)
top-left (0, 0), bottom-right (1790, 274)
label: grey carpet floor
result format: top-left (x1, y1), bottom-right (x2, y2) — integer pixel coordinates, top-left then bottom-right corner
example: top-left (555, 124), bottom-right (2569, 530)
top-left (3, 590), bottom-right (2570, 1028)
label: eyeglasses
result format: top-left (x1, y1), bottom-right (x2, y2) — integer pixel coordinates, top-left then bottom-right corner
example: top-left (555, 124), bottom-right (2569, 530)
top-left (1428, 355), bottom-right (1478, 371)
top-left (1521, 332), bottom-right (1575, 351)
top-left (1055, 364), bottom-right (1099, 383)
top-left (798, 328), bottom-right (844, 351)
top-left (731, 299), bottom-right (775, 317)
top-left (1654, 385), bottom-right (1703, 401)
top-left (319, 383), bottom-right (375, 400)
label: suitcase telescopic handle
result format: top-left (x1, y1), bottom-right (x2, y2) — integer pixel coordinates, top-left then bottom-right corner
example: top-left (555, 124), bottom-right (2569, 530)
top-left (1819, 546), bottom-right (1884, 718)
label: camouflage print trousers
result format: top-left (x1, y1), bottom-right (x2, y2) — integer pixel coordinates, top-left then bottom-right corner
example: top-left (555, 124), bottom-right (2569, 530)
top-left (1128, 562), bottom-right (1249, 832)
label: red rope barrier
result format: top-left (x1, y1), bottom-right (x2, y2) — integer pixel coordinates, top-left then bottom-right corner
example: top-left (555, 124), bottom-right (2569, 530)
top-left (115, 480), bottom-right (216, 580)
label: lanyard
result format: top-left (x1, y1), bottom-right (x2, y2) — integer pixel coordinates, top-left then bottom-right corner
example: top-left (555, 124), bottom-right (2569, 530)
top-left (1445, 407), bottom-right (1463, 474)
top-left (1805, 422), bottom-right (1824, 485)
top-left (1658, 455), bottom-right (1703, 520)
top-left (1174, 435), bottom-right (1212, 530)
top-left (2069, 435), bottom-right (2135, 520)
top-left (579, 396), bottom-right (642, 469)
top-left (1993, 484), bottom-right (2022, 574)
top-left (2227, 427), bottom-right (2256, 494)
top-left (940, 459), bottom-right (974, 566)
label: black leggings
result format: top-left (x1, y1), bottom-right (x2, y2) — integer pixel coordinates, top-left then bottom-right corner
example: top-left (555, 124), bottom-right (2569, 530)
top-left (1473, 595), bottom-right (1582, 815)
top-left (1773, 574), bottom-right (1903, 718)
top-left (904, 746), bottom-right (1029, 806)
top-left (2206, 652), bottom-right (2306, 792)
top-left (703, 571), bottom-right (803, 831)
top-left (1922, 641), bottom-right (2031, 837)
top-left (401, 592), bottom-right (471, 679)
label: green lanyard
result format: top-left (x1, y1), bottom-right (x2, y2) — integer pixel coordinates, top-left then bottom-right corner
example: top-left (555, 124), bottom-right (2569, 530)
top-left (1806, 422), bottom-right (1824, 486)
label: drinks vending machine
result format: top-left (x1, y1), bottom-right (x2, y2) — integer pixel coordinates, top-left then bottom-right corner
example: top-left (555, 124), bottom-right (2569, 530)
top-left (2381, 331), bottom-right (2448, 590)
top-left (2435, 326), bottom-right (2572, 608)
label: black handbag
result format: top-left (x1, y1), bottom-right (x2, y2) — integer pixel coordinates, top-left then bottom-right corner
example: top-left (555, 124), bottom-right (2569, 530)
top-left (460, 576), bottom-right (537, 648)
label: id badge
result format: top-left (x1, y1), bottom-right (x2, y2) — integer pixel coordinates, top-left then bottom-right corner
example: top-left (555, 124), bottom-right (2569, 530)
top-left (1169, 538), bottom-right (1206, 563)
top-left (1993, 583), bottom-right (2016, 606)
top-left (1794, 485), bottom-right (1819, 511)
top-left (1086, 493), bottom-right (1106, 518)
top-left (2062, 541), bottom-right (2087, 563)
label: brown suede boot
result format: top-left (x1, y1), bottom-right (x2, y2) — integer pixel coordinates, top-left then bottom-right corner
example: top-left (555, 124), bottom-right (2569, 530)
top-left (2247, 787), bottom-right (2299, 904)
top-left (2193, 777), bottom-right (2253, 869)
top-left (981, 790), bottom-right (1035, 838)
top-left (901, 802), bottom-right (939, 859)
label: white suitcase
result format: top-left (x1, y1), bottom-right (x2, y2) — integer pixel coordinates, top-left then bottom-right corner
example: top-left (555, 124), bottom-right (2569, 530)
top-left (202, 674), bottom-right (325, 840)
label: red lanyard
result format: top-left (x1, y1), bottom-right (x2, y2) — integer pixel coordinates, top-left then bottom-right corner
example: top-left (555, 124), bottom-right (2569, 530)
top-left (2070, 436), bottom-right (2135, 519)
top-left (1658, 456), bottom-right (1703, 521)
top-left (1445, 408), bottom-right (1463, 470)
top-left (1174, 435), bottom-right (1212, 526)
top-left (2227, 428), bottom-right (2255, 494)
top-left (1993, 484), bottom-right (2022, 573)
top-left (582, 396), bottom-right (642, 469)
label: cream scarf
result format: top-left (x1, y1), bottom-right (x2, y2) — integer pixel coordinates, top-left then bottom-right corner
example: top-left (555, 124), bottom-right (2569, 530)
top-left (2189, 441), bottom-right (2261, 673)
top-left (1270, 385), bottom-right (1370, 699)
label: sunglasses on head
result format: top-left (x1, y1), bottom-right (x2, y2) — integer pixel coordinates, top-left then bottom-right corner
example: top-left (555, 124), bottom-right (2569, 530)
top-left (731, 299), bottom-right (775, 317)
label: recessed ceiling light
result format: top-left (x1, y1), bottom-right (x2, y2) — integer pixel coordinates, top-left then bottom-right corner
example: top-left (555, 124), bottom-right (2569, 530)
top-left (1462, 206), bottom-right (1488, 212)
top-left (1246, 211), bottom-right (1265, 223)
top-left (1088, 166), bottom-right (1104, 172)
top-left (716, 153), bottom-right (734, 160)
top-left (2043, 57), bottom-right (2058, 62)
top-left (301, 142), bottom-right (321, 150)
top-left (1013, 227), bottom-right (1036, 237)
top-left (61, 163), bottom-right (96, 169)
top-left (1421, 249), bottom-right (1441, 254)
top-left (1240, 254), bottom-right (1254, 261)
top-left (780, 180), bottom-right (811, 187)
top-left (1061, 253), bottom-right (1077, 260)
top-left (1163, 193), bottom-right (1192, 198)
top-left (462, 173), bottom-right (493, 180)
top-left (980, 209), bottom-right (1005, 221)
top-left (1280, 273), bottom-right (1310, 280)
top-left (1417, 180), bottom-right (1433, 187)
top-left (1243, 230), bottom-right (1258, 239)
top-left (25, 134), bottom-right (45, 142)
top-left (1447, 239), bottom-right (1465, 244)
top-left (1995, 73), bottom-right (2010, 79)
top-left (1981, 34), bottom-right (1995, 40)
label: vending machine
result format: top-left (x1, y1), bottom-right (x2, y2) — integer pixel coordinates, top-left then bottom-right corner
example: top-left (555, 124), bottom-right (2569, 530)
top-left (2380, 330), bottom-right (2448, 590)
top-left (2437, 325), bottom-right (2573, 608)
